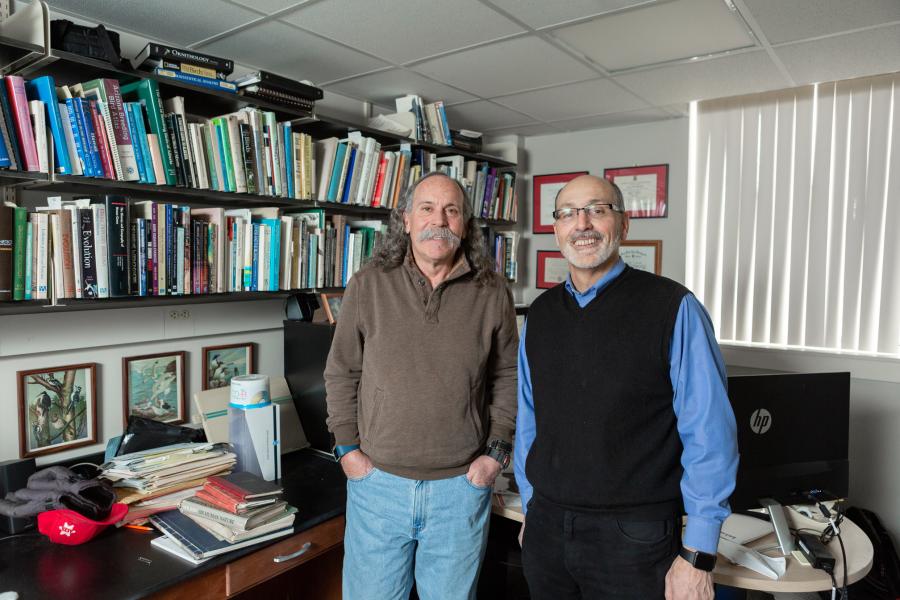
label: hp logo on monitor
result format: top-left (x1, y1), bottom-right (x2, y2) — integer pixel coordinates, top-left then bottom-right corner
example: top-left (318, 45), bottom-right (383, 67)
top-left (750, 409), bottom-right (772, 434)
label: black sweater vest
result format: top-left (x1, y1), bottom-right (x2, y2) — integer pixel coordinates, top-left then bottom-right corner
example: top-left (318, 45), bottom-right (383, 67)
top-left (525, 266), bottom-right (689, 514)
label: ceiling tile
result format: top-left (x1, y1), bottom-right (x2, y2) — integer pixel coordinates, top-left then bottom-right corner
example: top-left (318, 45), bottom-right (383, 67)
top-left (411, 36), bottom-right (598, 98)
top-left (484, 123), bottom-right (565, 137)
top-left (198, 21), bottom-right (388, 85)
top-left (775, 24), bottom-right (900, 86)
top-left (492, 78), bottom-right (648, 121)
top-left (42, 0), bottom-right (263, 47)
top-left (442, 100), bottom-right (536, 132)
top-left (548, 108), bottom-right (675, 131)
top-left (228, 0), bottom-right (309, 15)
top-left (325, 69), bottom-right (476, 105)
top-left (552, 0), bottom-right (754, 71)
top-left (484, 0), bottom-right (656, 29)
top-left (613, 50), bottom-right (789, 105)
top-left (280, 0), bottom-right (524, 63)
top-left (743, 0), bottom-right (900, 45)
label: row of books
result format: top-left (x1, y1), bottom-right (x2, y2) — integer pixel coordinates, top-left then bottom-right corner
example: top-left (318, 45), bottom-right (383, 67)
top-left (0, 198), bottom-right (386, 302)
top-left (314, 135), bottom-right (517, 221)
top-left (150, 471), bottom-right (297, 562)
top-left (0, 73), bottom-right (320, 200)
top-left (395, 94), bottom-right (453, 146)
top-left (483, 228), bottom-right (519, 281)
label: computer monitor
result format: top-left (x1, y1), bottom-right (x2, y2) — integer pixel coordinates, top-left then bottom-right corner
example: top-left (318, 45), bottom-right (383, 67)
top-left (727, 371), bottom-right (850, 510)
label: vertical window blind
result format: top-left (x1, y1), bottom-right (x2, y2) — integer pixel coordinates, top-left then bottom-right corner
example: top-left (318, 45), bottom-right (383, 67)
top-left (687, 73), bottom-right (900, 357)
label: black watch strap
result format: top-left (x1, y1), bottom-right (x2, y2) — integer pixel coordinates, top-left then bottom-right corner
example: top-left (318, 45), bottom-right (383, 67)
top-left (484, 439), bottom-right (512, 469)
top-left (679, 546), bottom-right (717, 571)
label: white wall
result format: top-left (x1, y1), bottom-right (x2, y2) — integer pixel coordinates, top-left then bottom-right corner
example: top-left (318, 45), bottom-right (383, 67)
top-left (0, 301), bottom-right (284, 465)
top-left (516, 118), bottom-right (900, 541)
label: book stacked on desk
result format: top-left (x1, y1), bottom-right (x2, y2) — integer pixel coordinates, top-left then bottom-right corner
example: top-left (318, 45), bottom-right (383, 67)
top-left (234, 70), bottom-right (323, 115)
top-left (149, 471), bottom-right (296, 562)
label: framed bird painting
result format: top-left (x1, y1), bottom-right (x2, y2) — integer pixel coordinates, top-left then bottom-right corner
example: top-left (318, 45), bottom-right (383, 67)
top-left (17, 363), bottom-right (98, 458)
top-left (201, 343), bottom-right (255, 390)
top-left (122, 351), bottom-right (187, 426)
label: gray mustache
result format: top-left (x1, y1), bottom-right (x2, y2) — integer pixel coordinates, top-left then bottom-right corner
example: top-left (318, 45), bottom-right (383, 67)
top-left (568, 231), bottom-right (603, 243)
top-left (419, 227), bottom-right (461, 245)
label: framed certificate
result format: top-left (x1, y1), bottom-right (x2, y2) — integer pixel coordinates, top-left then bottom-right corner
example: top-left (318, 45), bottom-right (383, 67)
top-left (603, 164), bottom-right (668, 218)
top-left (536, 250), bottom-right (570, 289)
top-left (532, 171), bottom-right (588, 233)
top-left (620, 240), bottom-right (662, 275)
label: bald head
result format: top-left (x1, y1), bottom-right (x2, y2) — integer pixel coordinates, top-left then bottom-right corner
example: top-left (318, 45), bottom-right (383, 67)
top-left (555, 175), bottom-right (624, 212)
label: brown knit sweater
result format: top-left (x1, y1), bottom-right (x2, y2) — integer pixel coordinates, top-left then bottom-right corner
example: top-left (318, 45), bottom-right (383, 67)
top-left (324, 254), bottom-right (518, 480)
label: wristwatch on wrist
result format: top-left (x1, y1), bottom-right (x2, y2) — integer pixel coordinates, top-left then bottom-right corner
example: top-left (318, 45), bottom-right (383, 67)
top-left (679, 546), bottom-right (717, 571)
top-left (484, 439), bottom-right (512, 469)
top-left (332, 444), bottom-right (360, 463)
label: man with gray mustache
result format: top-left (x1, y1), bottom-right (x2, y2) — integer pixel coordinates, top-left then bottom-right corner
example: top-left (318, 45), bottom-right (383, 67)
top-left (515, 175), bottom-right (738, 600)
top-left (325, 172), bottom-right (518, 599)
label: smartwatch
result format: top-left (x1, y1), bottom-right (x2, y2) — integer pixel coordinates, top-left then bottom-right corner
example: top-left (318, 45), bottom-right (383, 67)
top-left (332, 444), bottom-right (360, 462)
top-left (679, 546), bottom-right (717, 571)
top-left (484, 439), bottom-right (512, 469)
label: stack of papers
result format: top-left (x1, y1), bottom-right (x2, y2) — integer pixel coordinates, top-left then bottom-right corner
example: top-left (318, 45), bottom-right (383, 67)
top-left (101, 442), bottom-right (236, 501)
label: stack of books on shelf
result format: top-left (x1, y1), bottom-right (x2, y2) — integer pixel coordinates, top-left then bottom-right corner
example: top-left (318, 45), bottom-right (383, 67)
top-left (149, 471), bottom-right (296, 563)
top-left (0, 198), bottom-right (385, 301)
top-left (0, 73), bottom-right (319, 199)
top-left (234, 70), bottom-right (323, 115)
top-left (100, 442), bottom-right (236, 505)
top-left (133, 42), bottom-right (237, 94)
top-left (393, 94), bottom-right (453, 146)
top-left (481, 227), bottom-right (519, 281)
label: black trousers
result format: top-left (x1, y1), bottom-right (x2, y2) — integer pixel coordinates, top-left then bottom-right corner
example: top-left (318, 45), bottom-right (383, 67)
top-left (521, 496), bottom-right (681, 600)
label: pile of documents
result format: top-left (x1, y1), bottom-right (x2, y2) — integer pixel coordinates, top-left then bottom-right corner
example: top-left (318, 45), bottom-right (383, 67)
top-left (100, 442), bottom-right (236, 509)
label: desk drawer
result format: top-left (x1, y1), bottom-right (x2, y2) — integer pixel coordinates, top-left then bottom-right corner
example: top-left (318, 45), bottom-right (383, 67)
top-left (226, 516), bottom-right (345, 597)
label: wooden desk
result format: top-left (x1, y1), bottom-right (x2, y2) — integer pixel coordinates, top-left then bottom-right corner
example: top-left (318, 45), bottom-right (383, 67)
top-left (714, 511), bottom-right (873, 593)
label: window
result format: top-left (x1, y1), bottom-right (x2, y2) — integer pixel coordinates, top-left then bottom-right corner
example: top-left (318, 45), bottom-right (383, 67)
top-left (687, 73), bottom-right (900, 358)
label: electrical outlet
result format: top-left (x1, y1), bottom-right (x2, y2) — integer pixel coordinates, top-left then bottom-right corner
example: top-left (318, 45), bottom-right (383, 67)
top-left (167, 309), bottom-right (192, 320)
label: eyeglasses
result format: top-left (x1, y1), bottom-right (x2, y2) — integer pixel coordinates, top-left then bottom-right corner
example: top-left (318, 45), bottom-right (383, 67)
top-left (552, 202), bottom-right (622, 222)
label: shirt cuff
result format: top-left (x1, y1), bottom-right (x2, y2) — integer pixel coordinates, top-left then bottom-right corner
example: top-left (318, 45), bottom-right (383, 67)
top-left (332, 423), bottom-right (360, 447)
top-left (683, 515), bottom-right (723, 555)
top-left (487, 424), bottom-right (513, 445)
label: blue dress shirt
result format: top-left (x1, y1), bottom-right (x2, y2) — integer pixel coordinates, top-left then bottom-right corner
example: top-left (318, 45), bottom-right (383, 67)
top-left (514, 259), bottom-right (738, 554)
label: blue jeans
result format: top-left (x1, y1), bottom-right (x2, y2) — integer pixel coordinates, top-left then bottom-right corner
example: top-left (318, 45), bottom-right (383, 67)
top-left (342, 468), bottom-right (492, 600)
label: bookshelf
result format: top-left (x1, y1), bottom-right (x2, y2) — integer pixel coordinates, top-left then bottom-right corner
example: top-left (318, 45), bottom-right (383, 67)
top-left (0, 33), bottom-right (519, 315)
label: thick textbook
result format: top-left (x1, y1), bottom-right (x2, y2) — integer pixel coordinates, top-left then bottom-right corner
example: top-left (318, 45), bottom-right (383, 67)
top-left (149, 509), bottom-right (292, 560)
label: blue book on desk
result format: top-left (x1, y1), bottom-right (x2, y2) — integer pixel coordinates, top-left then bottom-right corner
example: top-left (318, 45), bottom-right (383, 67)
top-left (149, 510), bottom-right (293, 560)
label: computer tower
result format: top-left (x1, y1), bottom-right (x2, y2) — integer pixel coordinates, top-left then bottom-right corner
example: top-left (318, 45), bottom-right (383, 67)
top-left (283, 320), bottom-right (335, 453)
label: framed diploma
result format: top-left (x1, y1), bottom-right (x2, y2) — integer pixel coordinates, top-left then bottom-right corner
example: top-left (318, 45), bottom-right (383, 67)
top-left (532, 171), bottom-right (588, 233)
top-left (536, 250), bottom-right (570, 289)
top-left (603, 164), bottom-right (668, 218)
top-left (619, 240), bottom-right (662, 275)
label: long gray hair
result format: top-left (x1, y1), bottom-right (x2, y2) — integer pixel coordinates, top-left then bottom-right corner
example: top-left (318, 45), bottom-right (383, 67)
top-left (369, 172), bottom-right (497, 286)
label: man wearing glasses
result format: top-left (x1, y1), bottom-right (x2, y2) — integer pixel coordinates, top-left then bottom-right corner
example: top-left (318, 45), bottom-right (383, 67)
top-left (514, 174), bottom-right (738, 600)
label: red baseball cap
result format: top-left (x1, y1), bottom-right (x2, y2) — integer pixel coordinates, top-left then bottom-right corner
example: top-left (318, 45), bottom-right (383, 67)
top-left (38, 503), bottom-right (129, 545)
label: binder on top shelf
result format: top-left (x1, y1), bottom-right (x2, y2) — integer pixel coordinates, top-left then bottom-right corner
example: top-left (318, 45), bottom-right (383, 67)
top-left (233, 70), bottom-right (323, 100)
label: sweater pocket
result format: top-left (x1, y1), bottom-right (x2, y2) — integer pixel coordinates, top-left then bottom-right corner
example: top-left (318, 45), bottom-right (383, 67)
top-left (360, 387), bottom-right (384, 444)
